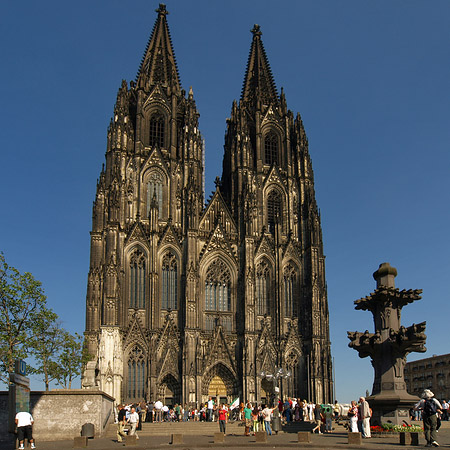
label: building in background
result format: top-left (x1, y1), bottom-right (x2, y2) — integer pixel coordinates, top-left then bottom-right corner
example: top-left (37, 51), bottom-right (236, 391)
top-left (405, 354), bottom-right (450, 400)
top-left (82, 4), bottom-right (332, 406)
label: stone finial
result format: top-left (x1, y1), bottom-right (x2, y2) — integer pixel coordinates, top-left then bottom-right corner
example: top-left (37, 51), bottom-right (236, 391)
top-left (373, 262), bottom-right (397, 288)
top-left (251, 24), bottom-right (262, 37)
top-left (156, 3), bottom-right (168, 16)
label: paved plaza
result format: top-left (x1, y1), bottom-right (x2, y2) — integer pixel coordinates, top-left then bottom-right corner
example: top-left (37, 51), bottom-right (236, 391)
top-left (7, 421), bottom-right (450, 450)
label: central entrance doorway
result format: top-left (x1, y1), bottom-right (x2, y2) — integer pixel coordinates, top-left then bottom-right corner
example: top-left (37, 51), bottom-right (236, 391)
top-left (208, 375), bottom-right (228, 405)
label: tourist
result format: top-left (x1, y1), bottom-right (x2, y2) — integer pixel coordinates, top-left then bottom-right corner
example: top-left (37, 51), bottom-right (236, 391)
top-left (348, 400), bottom-right (359, 432)
top-left (358, 397), bottom-right (371, 438)
top-left (262, 404), bottom-right (276, 435)
top-left (127, 406), bottom-right (140, 439)
top-left (333, 400), bottom-right (340, 420)
top-left (323, 405), bottom-right (333, 433)
top-left (311, 403), bottom-right (323, 434)
top-left (116, 404), bottom-right (127, 443)
top-left (154, 399), bottom-right (163, 422)
top-left (244, 402), bottom-right (252, 436)
top-left (15, 410), bottom-right (36, 450)
top-left (139, 400), bottom-right (147, 423)
top-left (251, 405), bottom-right (260, 435)
top-left (207, 396), bottom-right (214, 421)
top-left (441, 400), bottom-right (449, 421)
top-left (162, 404), bottom-right (169, 421)
top-left (218, 404), bottom-right (227, 434)
top-left (415, 389), bottom-right (442, 447)
top-left (308, 401), bottom-right (314, 421)
top-left (147, 401), bottom-right (154, 422)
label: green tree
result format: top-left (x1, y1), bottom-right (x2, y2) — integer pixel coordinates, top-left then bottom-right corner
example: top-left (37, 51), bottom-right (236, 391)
top-left (27, 318), bottom-right (64, 390)
top-left (0, 253), bottom-right (52, 384)
top-left (53, 331), bottom-right (90, 389)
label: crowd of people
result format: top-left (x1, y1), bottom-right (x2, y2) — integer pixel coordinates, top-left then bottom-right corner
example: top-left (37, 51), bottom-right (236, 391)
top-left (114, 390), bottom-right (446, 447)
top-left (115, 396), bottom-right (348, 439)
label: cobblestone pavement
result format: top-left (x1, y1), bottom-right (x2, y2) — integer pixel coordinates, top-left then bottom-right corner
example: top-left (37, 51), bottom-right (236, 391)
top-left (6, 421), bottom-right (450, 449)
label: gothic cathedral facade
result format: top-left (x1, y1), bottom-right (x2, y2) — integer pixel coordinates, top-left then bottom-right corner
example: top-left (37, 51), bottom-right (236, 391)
top-left (83, 4), bottom-right (333, 406)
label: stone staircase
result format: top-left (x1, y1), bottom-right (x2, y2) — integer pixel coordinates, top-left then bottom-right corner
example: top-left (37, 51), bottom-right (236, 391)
top-left (105, 420), bottom-right (245, 437)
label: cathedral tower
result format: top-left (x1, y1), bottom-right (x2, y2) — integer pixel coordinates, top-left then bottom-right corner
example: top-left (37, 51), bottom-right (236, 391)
top-left (83, 5), bottom-right (332, 406)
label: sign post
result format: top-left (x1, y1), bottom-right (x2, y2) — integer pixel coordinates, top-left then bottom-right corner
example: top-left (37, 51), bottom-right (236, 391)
top-left (8, 359), bottom-right (30, 433)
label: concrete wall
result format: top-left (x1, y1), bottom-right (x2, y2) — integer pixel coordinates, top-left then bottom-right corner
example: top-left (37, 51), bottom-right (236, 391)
top-left (0, 389), bottom-right (115, 442)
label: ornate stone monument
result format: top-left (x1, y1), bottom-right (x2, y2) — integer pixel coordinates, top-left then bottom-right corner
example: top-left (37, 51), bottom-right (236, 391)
top-left (348, 263), bottom-right (427, 425)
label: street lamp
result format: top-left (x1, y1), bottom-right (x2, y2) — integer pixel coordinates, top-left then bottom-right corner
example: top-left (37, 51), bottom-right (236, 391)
top-left (259, 367), bottom-right (292, 406)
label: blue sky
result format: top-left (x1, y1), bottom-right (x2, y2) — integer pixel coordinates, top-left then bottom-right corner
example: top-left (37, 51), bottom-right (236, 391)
top-left (1, 0), bottom-right (449, 402)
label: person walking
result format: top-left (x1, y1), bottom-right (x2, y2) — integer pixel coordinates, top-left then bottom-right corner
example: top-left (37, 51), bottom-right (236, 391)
top-left (311, 404), bottom-right (323, 434)
top-left (116, 404), bottom-right (127, 443)
top-left (15, 410), bottom-right (36, 450)
top-left (127, 406), bottom-right (140, 439)
top-left (415, 389), bottom-right (442, 447)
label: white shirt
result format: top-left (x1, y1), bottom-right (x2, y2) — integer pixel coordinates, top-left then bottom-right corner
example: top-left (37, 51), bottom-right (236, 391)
top-left (207, 399), bottom-right (214, 409)
top-left (15, 412), bottom-right (33, 427)
top-left (154, 401), bottom-right (163, 410)
top-left (128, 411), bottom-right (139, 424)
top-left (262, 407), bottom-right (273, 422)
top-left (162, 405), bottom-right (169, 412)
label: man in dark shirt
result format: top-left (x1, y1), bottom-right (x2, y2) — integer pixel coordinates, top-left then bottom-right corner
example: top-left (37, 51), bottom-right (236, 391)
top-left (117, 404), bottom-right (127, 443)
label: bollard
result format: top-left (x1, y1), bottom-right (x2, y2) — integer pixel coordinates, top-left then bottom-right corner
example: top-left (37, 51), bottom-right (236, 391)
top-left (410, 432), bottom-right (419, 446)
top-left (125, 435), bottom-right (137, 446)
top-left (73, 436), bottom-right (88, 448)
top-left (255, 431), bottom-right (267, 443)
top-left (170, 433), bottom-right (183, 444)
top-left (298, 431), bottom-right (311, 443)
top-left (348, 432), bottom-right (362, 445)
top-left (214, 432), bottom-right (225, 443)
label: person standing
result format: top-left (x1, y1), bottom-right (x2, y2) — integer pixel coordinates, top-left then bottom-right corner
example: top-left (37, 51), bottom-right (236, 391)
top-left (15, 411), bottom-right (35, 450)
top-left (262, 404), bottom-right (276, 435)
top-left (323, 406), bottom-right (333, 433)
top-left (116, 404), bottom-right (127, 443)
top-left (358, 397), bottom-right (371, 438)
top-left (127, 406), bottom-right (140, 439)
top-left (154, 400), bottom-right (163, 423)
top-left (415, 389), bottom-right (442, 447)
top-left (348, 400), bottom-right (359, 432)
top-left (441, 400), bottom-right (449, 421)
top-left (243, 402), bottom-right (252, 436)
top-left (207, 396), bottom-right (214, 422)
top-left (218, 404), bottom-right (227, 434)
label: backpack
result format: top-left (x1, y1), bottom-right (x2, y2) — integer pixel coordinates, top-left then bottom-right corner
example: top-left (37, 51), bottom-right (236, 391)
top-left (424, 399), bottom-right (438, 416)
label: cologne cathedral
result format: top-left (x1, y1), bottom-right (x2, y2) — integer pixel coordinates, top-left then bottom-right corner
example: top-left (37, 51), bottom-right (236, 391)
top-left (83, 4), bottom-right (333, 406)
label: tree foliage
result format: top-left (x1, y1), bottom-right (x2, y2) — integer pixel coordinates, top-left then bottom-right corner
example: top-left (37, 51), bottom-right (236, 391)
top-left (0, 253), bottom-right (49, 384)
top-left (0, 253), bottom-right (88, 389)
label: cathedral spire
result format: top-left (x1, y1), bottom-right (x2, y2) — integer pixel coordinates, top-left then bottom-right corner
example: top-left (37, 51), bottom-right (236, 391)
top-left (241, 24), bottom-right (278, 108)
top-left (136, 4), bottom-right (181, 93)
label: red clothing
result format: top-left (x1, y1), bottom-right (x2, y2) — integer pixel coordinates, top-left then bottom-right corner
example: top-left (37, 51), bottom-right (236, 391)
top-left (218, 409), bottom-right (227, 421)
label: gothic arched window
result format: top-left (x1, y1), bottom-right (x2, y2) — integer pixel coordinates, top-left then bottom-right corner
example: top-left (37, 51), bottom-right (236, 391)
top-left (264, 131), bottom-right (278, 166)
top-left (162, 252), bottom-right (178, 310)
top-left (205, 260), bottom-right (231, 312)
top-left (146, 171), bottom-right (164, 217)
top-left (149, 113), bottom-right (165, 148)
top-left (256, 261), bottom-right (270, 316)
top-left (127, 346), bottom-right (145, 401)
top-left (130, 249), bottom-right (146, 309)
top-left (267, 190), bottom-right (282, 234)
top-left (283, 264), bottom-right (296, 317)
